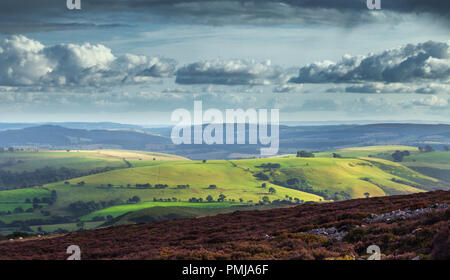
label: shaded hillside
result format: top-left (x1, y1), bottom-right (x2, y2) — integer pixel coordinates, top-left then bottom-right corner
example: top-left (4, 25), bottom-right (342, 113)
top-left (1, 190), bottom-right (448, 260)
top-left (0, 125), bottom-right (170, 150)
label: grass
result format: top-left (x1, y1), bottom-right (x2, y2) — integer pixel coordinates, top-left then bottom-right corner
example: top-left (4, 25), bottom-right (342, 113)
top-left (0, 188), bottom-right (50, 203)
top-left (229, 157), bottom-right (430, 199)
top-left (0, 203), bottom-right (46, 212)
top-left (401, 151), bottom-right (450, 184)
top-left (81, 202), bottom-right (242, 221)
top-left (0, 212), bottom-right (51, 223)
top-left (314, 145), bottom-right (419, 160)
top-left (0, 149), bottom-right (188, 173)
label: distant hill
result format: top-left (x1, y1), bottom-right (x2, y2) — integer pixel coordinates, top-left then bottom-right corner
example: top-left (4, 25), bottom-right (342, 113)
top-left (0, 125), bottom-right (170, 150)
top-left (1, 123), bottom-right (450, 159)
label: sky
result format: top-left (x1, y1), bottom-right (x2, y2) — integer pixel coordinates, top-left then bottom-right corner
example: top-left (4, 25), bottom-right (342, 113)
top-left (0, 0), bottom-right (449, 124)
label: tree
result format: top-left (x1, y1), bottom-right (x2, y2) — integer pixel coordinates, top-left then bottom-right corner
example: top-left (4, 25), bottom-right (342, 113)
top-left (268, 187), bottom-right (276, 194)
top-left (255, 172), bottom-right (269, 180)
top-left (128, 196), bottom-right (141, 203)
top-left (424, 145), bottom-right (434, 153)
top-left (13, 207), bottom-right (24, 214)
top-left (262, 196), bottom-right (270, 203)
top-left (261, 183), bottom-right (267, 189)
top-left (444, 146), bottom-right (449, 152)
top-left (206, 195), bottom-right (214, 203)
top-left (391, 150), bottom-right (410, 162)
top-left (332, 153), bottom-right (342, 158)
top-left (76, 221), bottom-right (85, 229)
top-left (202, 160), bottom-right (207, 163)
top-left (208, 184), bottom-right (217, 189)
top-left (364, 192), bottom-right (370, 199)
top-left (218, 194), bottom-right (226, 202)
top-left (286, 178), bottom-right (299, 185)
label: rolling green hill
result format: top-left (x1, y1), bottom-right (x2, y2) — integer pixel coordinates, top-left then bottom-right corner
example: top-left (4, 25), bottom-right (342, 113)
top-left (41, 160), bottom-right (323, 218)
top-left (229, 157), bottom-right (436, 199)
top-left (0, 149), bottom-right (188, 173)
top-left (0, 145), bottom-right (448, 234)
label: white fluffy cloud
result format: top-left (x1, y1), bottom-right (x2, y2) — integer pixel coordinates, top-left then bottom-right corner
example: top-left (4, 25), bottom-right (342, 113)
top-left (0, 35), bottom-right (176, 88)
top-left (175, 59), bottom-right (287, 85)
top-left (290, 41), bottom-right (450, 84)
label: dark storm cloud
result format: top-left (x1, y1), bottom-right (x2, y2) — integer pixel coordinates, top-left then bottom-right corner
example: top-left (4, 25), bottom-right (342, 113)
top-left (1, 0), bottom-right (449, 33)
top-left (290, 41), bottom-right (450, 84)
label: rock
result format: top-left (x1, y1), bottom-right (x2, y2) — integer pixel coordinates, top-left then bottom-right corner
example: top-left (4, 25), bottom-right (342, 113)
top-left (412, 256), bottom-right (420, 260)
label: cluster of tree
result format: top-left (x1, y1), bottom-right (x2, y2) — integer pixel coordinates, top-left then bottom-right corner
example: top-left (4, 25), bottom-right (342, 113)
top-left (254, 172), bottom-right (269, 181)
top-left (296, 151), bottom-right (315, 158)
top-left (0, 147), bottom-right (18, 153)
top-left (391, 150), bottom-right (410, 162)
top-left (256, 163), bottom-right (281, 169)
top-left (67, 199), bottom-right (125, 216)
top-left (0, 166), bottom-right (119, 190)
top-left (208, 184), bottom-right (217, 189)
top-left (126, 183), bottom-right (169, 189)
top-left (127, 196), bottom-right (141, 204)
top-left (153, 197), bottom-right (178, 202)
top-left (418, 145), bottom-right (434, 153)
top-left (275, 178), bottom-right (348, 201)
top-left (189, 197), bottom-right (204, 203)
top-left (176, 184), bottom-right (190, 189)
top-left (132, 183), bottom-right (151, 188)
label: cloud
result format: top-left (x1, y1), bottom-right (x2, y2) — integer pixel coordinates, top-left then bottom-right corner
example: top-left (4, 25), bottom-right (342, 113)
top-left (344, 83), bottom-right (412, 94)
top-left (412, 95), bottom-right (449, 107)
top-left (326, 82), bottom-right (450, 94)
top-left (290, 41), bottom-right (450, 84)
top-left (273, 84), bottom-right (304, 93)
top-left (1, 0), bottom-right (449, 33)
top-left (175, 59), bottom-right (286, 85)
top-left (0, 35), bottom-right (176, 88)
top-left (415, 83), bottom-right (450, 94)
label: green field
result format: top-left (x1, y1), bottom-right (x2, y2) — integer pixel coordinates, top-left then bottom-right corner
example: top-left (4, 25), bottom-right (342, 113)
top-left (0, 188), bottom-right (51, 203)
top-left (42, 160), bottom-right (323, 218)
top-left (107, 204), bottom-right (293, 226)
top-left (313, 145), bottom-right (419, 160)
top-left (229, 156), bottom-right (435, 199)
top-left (81, 201), bottom-right (243, 221)
top-left (0, 149), bottom-right (188, 173)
